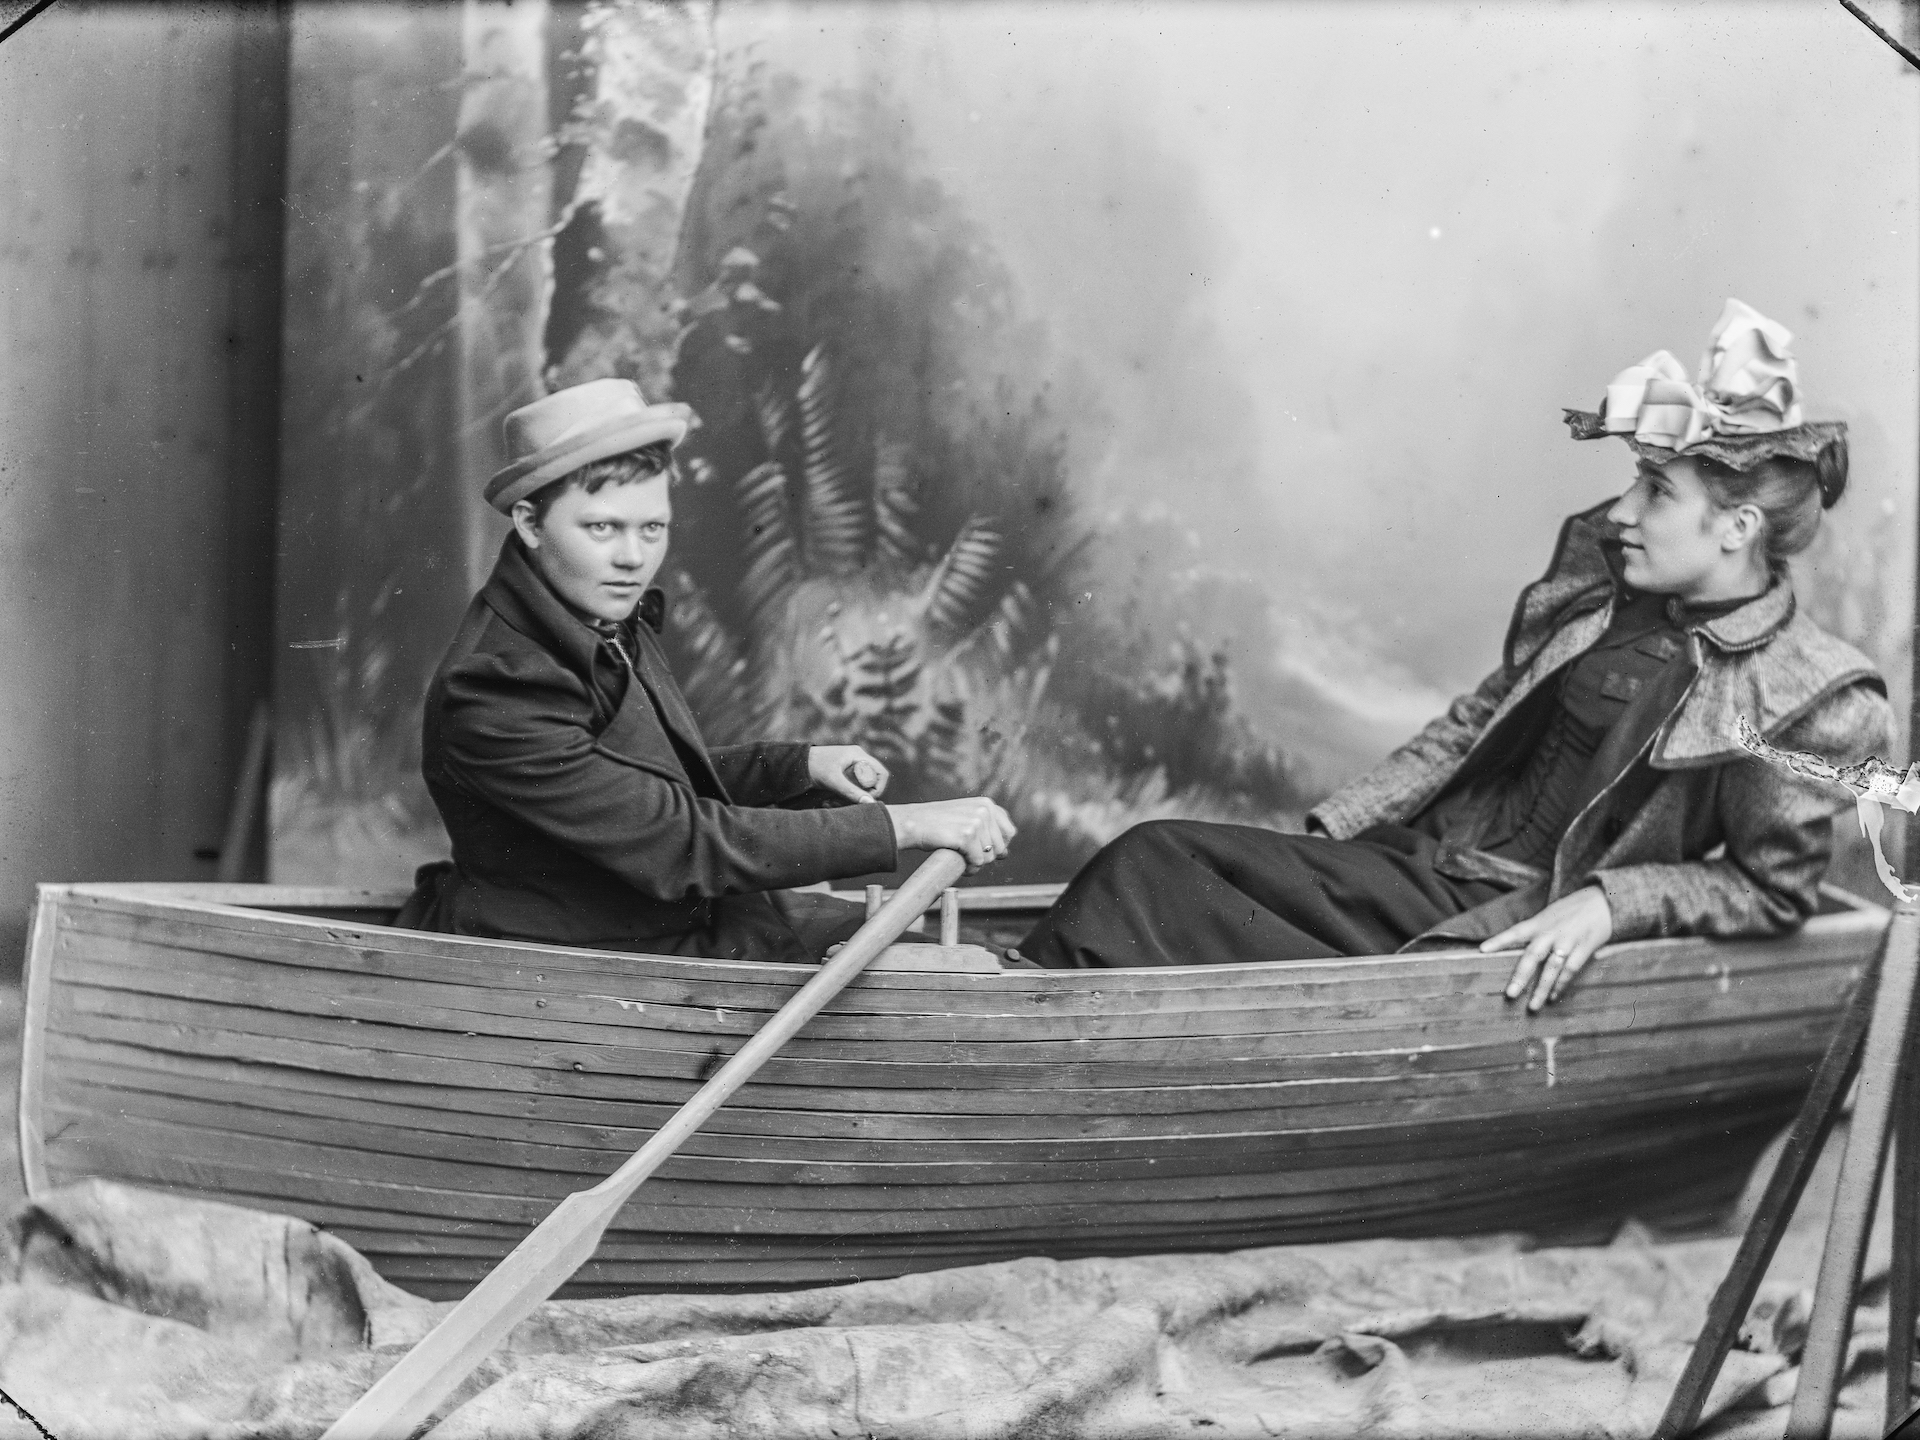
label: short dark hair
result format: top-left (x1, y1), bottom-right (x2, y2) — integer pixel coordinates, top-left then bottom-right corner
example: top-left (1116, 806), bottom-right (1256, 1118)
top-left (520, 441), bottom-right (677, 528)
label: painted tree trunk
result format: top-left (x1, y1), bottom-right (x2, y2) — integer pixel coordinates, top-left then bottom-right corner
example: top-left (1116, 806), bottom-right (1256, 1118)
top-left (549, 0), bottom-right (717, 399)
top-left (271, 0), bottom-right (717, 886)
top-left (455, 0), bottom-right (554, 594)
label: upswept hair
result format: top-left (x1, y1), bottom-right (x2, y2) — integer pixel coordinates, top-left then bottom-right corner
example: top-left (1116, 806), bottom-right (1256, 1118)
top-left (1694, 438), bottom-right (1849, 571)
top-left (520, 441), bottom-right (677, 527)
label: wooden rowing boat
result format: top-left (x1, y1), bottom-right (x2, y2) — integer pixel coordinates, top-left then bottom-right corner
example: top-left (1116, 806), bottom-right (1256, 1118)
top-left (18, 879), bottom-right (1886, 1297)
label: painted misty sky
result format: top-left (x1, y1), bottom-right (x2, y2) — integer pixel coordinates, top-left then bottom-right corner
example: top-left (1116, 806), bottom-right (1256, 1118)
top-left (718, 0), bottom-right (1920, 789)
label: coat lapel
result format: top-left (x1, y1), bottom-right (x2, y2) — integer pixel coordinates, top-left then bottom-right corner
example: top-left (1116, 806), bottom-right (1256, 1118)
top-left (1548, 647), bottom-right (1701, 889)
top-left (1468, 598), bottom-right (1612, 761)
top-left (479, 536), bottom-right (603, 680)
top-left (1571, 639), bottom-right (1700, 816)
top-left (478, 536), bottom-right (733, 799)
top-left (628, 624), bottom-right (731, 800)
top-left (591, 671), bottom-right (698, 785)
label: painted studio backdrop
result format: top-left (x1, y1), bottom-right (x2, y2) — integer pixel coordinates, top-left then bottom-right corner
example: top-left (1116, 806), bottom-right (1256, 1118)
top-left (269, 1), bottom-right (1920, 891)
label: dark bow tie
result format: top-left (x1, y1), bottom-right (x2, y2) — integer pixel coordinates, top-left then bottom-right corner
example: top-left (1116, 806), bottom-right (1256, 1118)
top-left (585, 587), bottom-right (666, 643)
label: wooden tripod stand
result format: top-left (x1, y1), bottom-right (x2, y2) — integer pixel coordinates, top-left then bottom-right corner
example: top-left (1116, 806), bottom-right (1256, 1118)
top-left (1657, 898), bottom-right (1920, 1439)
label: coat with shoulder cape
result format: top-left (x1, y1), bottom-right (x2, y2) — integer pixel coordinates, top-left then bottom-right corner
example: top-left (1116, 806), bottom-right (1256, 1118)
top-left (1307, 501), bottom-right (1892, 947)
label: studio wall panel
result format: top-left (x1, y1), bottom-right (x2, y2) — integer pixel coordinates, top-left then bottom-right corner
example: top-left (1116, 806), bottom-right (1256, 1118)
top-left (0, 2), bottom-right (288, 970)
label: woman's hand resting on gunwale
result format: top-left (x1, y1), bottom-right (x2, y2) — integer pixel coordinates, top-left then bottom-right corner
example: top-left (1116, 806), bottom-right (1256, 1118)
top-left (1483, 883), bottom-right (1615, 1013)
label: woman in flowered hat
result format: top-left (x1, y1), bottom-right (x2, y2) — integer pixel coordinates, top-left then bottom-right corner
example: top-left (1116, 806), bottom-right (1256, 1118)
top-left (1018, 301), bottom-right (1891, 1009)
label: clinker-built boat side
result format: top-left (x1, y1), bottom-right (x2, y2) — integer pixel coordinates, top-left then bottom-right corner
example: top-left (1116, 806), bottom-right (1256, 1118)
top-left (18, 880), bottom-right (1886, 1297)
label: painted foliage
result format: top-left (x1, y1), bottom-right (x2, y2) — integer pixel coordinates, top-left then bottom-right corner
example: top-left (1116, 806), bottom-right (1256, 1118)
top-left (273, 1), bottom-right (1302, 886)
top-left (270, 4), bottom-right (1916, 891)
top-left (654, 57), bottom-right (1305, 881)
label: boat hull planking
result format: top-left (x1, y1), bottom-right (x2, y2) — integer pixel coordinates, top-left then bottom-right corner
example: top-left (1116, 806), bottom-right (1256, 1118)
top-left (19, 882), bottom-right (1883, 1296)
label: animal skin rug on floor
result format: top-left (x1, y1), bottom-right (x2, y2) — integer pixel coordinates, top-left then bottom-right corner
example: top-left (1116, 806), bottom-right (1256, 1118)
top-left (0, 1177), bottom-right (1901, 1439)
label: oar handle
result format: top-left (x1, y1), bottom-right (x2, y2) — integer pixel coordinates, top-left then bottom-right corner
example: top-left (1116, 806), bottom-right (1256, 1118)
top-left (593, 848), bottom-right (967, 1208)
top-left (320, 849), bottom-right (966, 1440)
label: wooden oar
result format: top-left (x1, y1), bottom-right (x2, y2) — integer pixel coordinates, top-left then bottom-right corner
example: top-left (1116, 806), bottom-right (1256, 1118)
top-left (320, 849), bottom-right (968, 1440)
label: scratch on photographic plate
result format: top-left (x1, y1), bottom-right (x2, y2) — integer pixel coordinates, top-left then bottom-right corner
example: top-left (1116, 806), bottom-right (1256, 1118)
top-left (1735, 714), bottom-right (1920, 903)
top-left (0, 1381), bottom-right (58, 1439)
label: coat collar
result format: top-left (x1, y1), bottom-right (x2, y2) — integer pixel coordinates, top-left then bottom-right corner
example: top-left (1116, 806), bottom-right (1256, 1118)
top-left (479, 535), bottom-right (666, 683)
top-left (1503, 502), bottom-right (1618, 673)
top-left (1657, 602), bottom-right (1882, 767)
top-left (1506, 499), bottom-right (1797, 668)
top-left (1688, 577), bottom-right (1794, 654)
top-left (479, 536), bottom-right (730, 796)
top-left (1500, 500), bottom-right (1880, 770)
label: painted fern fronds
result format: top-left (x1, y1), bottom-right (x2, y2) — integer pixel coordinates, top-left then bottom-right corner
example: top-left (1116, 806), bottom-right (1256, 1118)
top-left (872, 435), bottom-right (920, 571)
top-left (736, 459), bottom-right (799, 632)
top-left (751, 377), bottom-right (792, 458)
top-left (663, 569), bottom-right (759, 742)
top-left (985, 580), bottom-right (1040, 665)
top-left (920, 695), bottom-right (966, 791)
top-left (795, 345), bottom-right (868, 573)
top-left (922, 515), bottom-right (1003, 641)
top-left (845, 632), bottom-right (924, 767)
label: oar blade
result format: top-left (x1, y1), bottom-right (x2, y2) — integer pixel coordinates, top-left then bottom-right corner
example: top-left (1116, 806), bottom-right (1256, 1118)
top-left (320, 849), bottom-right (966, 1440)
top-left (321, 1186), bottom-right (625, 1440)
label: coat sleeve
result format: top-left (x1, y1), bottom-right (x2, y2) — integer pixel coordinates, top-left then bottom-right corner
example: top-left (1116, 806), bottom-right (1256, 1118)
top-left (1306, 663), bottom-right (1519, 839)
top-left (707, 742), bottom-right (817, 807)
top-left (1590, 681), bottom-right (1893, 939)
top-left (438, 651), bottom-right (897, 900)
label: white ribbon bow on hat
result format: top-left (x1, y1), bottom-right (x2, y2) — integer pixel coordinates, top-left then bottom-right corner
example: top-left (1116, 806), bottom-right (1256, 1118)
top-left (1601, 299), bottom-right (1804, 451)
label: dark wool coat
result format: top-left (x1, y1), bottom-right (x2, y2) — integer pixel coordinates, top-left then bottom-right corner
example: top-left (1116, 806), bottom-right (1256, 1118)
top-left (1307, 501), bottom-right (1893, 948)
top-left (401, 537), bottom-right (897, 957)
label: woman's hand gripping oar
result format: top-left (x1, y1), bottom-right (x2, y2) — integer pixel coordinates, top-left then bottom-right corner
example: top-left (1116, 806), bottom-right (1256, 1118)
top-left (320, 849), bottom-right (968, 1440)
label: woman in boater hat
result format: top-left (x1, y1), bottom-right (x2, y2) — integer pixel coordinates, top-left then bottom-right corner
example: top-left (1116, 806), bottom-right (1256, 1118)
top-left (1018, 301), bottom-right (1891, 1008)
top-left (399, 378), bottom-right (1014, 961)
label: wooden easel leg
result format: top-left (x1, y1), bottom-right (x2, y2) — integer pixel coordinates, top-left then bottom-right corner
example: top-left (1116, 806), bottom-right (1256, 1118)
top-left (1886, 1035), bottom-right (1920, 1430)
top-left (1787, 901), bottom-right (1920, 1440)
top-left (1654, 930), bottom-right (1884, 1439)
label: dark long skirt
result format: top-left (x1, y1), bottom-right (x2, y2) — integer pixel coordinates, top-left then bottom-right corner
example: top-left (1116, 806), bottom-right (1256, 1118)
top-left (1016, 820), bottom-right (1507, 969)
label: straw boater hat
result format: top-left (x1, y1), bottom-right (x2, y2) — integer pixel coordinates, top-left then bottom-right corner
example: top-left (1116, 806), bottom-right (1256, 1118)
top-left (486, 379), bottom-right (694, 514)
top-left (1563, 298), bottom-right (1847, 502)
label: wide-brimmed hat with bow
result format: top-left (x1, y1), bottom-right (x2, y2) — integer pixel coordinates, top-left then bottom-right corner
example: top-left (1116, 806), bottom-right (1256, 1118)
top-left (486, 379), bottom-right (693, 514)
top-left (1563, 299), bottom-right (1846, 497)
